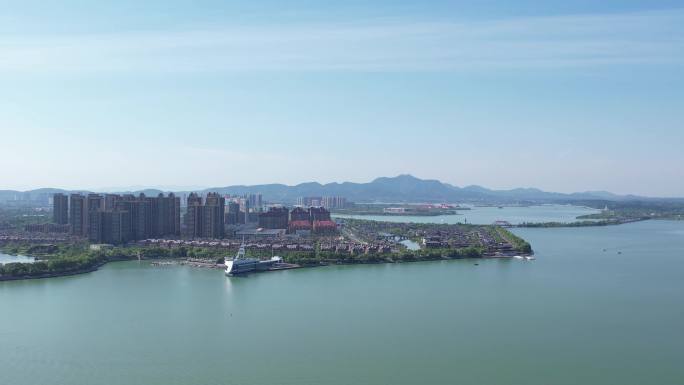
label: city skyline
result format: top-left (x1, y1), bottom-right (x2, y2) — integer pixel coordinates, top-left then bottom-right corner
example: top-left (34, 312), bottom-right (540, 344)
top-left (1, 1), bottom-right (683, 196)
top-left (45, 190), bottom-right (340, 244)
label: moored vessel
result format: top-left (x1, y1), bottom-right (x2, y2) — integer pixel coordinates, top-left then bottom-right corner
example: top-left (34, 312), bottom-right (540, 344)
top-left (225, 243), bottom-right (279, 276)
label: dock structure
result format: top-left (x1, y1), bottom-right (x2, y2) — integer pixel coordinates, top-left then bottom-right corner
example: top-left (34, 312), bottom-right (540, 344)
top-left (149, 259), bottom-right (301, 272)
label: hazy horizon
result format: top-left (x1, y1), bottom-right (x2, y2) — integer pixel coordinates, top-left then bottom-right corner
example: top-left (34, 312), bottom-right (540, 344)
top-left (1, 1), bottom-right (683, 196)
top-left (2, 174), bottom-right (683, 199)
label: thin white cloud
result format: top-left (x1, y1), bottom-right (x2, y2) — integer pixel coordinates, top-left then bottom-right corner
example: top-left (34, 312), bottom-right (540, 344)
top-left (0, 9), bottom-right (683, 72)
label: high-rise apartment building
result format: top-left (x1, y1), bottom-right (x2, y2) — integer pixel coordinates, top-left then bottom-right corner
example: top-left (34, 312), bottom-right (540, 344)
top-left (104, 194), bottom-right (121, 211)
top-left (87, 193), bottom-right (104, 212)
top-left (53, 193), bottom-right (69, 224)
top-left (183, 192), bottom-right (225, 239)
top-left (309, 206), bottom-right (331, 222)
top-left (85, 193), bottom-right (103, 235)
top-left (149, 193), bottom-right (181, 237)
top-left (258, 207), bottom-right (289, 229)
top-left (60, 192), bottom-right (180, 242)
top-left (184, 193), bottom-right (203, 238)
top-left (89, 210), bottom-right (132, 244)
top-left (115, 194), bottom-right (149, 240)
top-left (69, 194), bottom-right (86, 236)
top-left (201, 193), bottom-right (225, 238)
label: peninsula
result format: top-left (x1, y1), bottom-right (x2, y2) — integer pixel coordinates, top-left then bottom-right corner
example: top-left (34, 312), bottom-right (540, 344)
top-left (1, 217), bottom-right (532, 281)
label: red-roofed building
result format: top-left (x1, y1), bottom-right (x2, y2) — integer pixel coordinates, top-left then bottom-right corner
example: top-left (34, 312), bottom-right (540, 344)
top-left (289, 220), bottom-right (312, 232)
top-left (313, 220), bottom-right (337, 235)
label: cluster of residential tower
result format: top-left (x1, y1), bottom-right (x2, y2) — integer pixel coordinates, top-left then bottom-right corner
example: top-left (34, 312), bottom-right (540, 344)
top-left (50, 192), bottom-right (342, 244)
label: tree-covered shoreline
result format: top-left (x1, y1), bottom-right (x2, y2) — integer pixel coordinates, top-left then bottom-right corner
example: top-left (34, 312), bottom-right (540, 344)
top-left (0, 244), bottom-right (223, 281)
top-left (0, 235), bottom-right (531, 281)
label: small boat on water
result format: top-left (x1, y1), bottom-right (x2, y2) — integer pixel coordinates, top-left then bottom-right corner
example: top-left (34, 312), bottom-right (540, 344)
top-left (524, 256), bottom-right (536, 261)
top-left (513, 255), bottom-right (524, 260)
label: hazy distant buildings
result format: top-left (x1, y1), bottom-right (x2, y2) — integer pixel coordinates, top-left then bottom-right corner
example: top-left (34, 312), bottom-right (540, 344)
top-left (297, 196), bottom-right (322, 207)
top-left (238, 197), bottom-right (250, 214)
top-left (225, 202), bottom-right (240, 225)
top-left (321, 196), bottom-right (347, 209)
top-left (52, 193), bottom-right (69, 224)
top-left (297, 196), bottom-right (347, 209)
top-left (248, 193), bottom-right (263, 211)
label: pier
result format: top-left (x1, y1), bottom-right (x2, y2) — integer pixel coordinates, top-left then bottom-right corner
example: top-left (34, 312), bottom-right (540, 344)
top-left (149, 259), bottom-right (301, 272)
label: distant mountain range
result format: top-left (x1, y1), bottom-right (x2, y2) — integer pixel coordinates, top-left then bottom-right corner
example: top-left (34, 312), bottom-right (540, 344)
top-left (202, 174), bottom-right (651, 203)
top-left (1, 175), bottom-right (675, 205)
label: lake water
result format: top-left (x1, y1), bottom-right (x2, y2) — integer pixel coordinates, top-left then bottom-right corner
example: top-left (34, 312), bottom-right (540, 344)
top-left (1, 220), bottom-right (683, 385)
top-left (333, 204), bottom-right (600, 225)
top-left (0, 253), bottom-right (34, 265)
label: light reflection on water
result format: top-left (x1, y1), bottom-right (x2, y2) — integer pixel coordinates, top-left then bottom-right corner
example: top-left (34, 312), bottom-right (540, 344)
top-left (0, 253), bottom-right (35, 265)
top-left (334, 204), bottom-right (600, 225)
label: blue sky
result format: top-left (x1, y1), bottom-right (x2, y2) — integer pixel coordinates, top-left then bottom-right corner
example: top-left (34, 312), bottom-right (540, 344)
top-left (1, 1), bottom-right (683, 196)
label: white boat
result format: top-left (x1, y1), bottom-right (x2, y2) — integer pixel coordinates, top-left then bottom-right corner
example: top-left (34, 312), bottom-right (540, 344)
top-left (225, 243), bottom-right (278, 276)
top-left (513, 255), bottom-right (524, 260)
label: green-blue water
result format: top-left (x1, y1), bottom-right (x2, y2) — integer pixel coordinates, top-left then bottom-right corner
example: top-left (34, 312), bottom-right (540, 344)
top-left (0, 254), bottom-right (35, 264)
top-left (2, 220), bottom-right (683, 385)
top-left (333, 204), bottom-right (599, 225)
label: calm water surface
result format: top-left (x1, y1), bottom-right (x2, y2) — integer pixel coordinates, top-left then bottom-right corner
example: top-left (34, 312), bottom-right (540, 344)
top-left (0, 253), bottom-right (34, 264)
top-left (2, 220), bottom-right (683, 385)
top-left (333, 204), bottom-right (599, 225)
